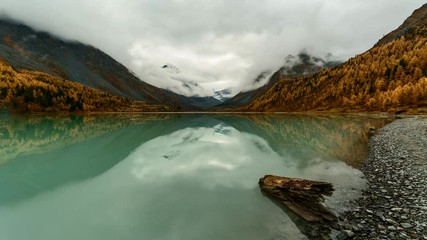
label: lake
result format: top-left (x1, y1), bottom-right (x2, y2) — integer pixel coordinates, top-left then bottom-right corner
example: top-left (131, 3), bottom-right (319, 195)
top-left (0, 114), bottom-right (391, 240)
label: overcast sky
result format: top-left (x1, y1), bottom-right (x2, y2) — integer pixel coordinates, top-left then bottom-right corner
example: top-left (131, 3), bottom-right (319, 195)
top-left (0, 0), bottom-right (424, 96)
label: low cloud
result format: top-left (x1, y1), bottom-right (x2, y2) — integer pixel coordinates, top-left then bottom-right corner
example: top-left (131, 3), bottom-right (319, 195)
top-left (0, 0), bottom-right (424, 96)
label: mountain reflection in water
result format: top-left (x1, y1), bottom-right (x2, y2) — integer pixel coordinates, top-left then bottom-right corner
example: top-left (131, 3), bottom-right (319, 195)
top-left (0, 114), bottom-right (390, 240)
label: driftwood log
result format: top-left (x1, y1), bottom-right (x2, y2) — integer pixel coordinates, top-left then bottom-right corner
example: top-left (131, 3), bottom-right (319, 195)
top-left (259, 175), bottom-right (337, 222)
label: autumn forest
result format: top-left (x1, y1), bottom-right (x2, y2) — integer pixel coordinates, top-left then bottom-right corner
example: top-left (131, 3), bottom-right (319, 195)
top-left (0, 61), bottom-right (175, 113)
top-left (0, 8), bottom-right (426, 114)
top-left (243, 26), bottom-right (427, 113)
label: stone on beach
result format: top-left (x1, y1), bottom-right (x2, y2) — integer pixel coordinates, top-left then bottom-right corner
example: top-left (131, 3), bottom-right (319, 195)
top-left (340, 117), bottom-right (427, 239)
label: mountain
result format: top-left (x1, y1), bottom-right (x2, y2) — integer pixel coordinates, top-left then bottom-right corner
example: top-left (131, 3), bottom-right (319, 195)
top-left (183, 96), bottom-right (221, 110)
top-left (239, 4), bottom-right (427, 113)
top-left (375, 3), bottom-right (427, 47)
top-left (213, 88), bottom-right (233, 102)
top-left (0, 19), bottom-right (208, 111)
top-left (280, 51), bottom-right (341, 76)
top-left (160, 63), bottom-right (222, 109)
top-left (0, 59), bottom-right (175, 112)
top-left (162, 63), bottom-right (181, 74)
top-left (217, 51), bottom-right (341, 109)
top-left (215, 71), bottom-right (277, 109)
top-left (161, 63), bottom-right (200, 94)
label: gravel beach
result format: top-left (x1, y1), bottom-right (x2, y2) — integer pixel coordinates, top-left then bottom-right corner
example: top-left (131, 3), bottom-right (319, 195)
top-left (338, 117), bottom-right (427, 240)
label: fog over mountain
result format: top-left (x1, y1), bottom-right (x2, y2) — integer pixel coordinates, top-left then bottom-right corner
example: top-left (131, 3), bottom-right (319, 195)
top-left (0, 0), bottom-right (424, 97)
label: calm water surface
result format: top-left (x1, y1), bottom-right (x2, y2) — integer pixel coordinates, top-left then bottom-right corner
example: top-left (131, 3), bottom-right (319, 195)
top-left (0, 114), bottom-right (390, 240)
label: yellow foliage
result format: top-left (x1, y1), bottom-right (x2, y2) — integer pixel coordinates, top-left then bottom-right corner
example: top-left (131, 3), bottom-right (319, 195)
top-left (244, 26), bottom-right (427, 113)
top-left (0, 61), bottom-right (175, 112)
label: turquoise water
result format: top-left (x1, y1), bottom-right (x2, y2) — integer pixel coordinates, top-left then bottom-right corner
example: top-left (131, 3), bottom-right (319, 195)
top-left (0, 114), bottom-right (389, 240)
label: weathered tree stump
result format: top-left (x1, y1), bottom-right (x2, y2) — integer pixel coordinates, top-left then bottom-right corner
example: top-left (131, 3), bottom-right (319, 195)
top-left (259, 175), bottom-right (337, 222)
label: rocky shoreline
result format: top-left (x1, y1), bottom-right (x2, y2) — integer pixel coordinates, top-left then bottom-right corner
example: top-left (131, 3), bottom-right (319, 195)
top-left (337, 116), bottom-right (427, 240)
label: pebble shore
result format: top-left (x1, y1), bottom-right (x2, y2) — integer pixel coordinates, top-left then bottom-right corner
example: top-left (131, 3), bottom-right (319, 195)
top-left (337, 116), bottom-right (427, 240)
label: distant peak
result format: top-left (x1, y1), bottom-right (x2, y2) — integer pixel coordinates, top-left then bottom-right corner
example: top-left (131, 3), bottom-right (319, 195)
top-left (161, 63), bottom-right (180, 74)
top-left (281, 50), bottom-right (342, 77)
top-left (213, 88), bottom-right (233, 102)
top-left (250, 70), bottom-right (273, 87)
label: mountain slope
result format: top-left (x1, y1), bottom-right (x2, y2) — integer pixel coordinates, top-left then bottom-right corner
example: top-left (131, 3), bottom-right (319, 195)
top-left (241, 4), bottom-right (427, 113)
top-left (375, 3), bottom-right (427, 46)
top-left (160, 63), bottom-right (223, 109)
top-left (0, 59), bottom-right (174, 112)
top-left (213, 88), bottom-right (233, 102)
top-left (218, 52), bottom-right (341, 109)
top-left (217, 71), bottom-right (279, 109)
top-left (0, 19), bottom-right (208, 110)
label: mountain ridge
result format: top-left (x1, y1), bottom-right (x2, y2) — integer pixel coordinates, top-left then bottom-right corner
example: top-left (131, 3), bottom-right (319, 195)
top-left (1, 4), bottom-right (426, 113)
top-left (160, 63), bottom-right (223, 109)
top-left (375, 3), bottom-right (427, 47)
top-left (238, 4), bottom-right (427, 113)
top-left (0, 19), bottom-right (217, 110)
top-left (217, 51), bottom-right (342, 109)
top-left (0, 59), bottom-right (176, 112)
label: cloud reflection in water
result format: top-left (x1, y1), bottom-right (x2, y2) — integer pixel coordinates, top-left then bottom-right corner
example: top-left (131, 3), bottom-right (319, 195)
top-left (0, 114), bottom-right (390, 240)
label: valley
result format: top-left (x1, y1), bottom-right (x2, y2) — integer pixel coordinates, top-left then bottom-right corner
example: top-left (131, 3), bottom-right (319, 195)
top-left (0, 2), bottom-right (426, 240)
top-left (0, 4), bottom-right (426, 114)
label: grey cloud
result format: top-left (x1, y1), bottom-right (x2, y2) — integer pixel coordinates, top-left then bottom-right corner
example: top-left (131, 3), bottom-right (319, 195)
top-left (0, 0), bottom-right (424, 96)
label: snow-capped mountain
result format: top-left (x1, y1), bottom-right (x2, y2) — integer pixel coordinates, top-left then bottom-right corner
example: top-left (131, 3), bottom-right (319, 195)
top-left (161, 63), bottom-right (222, 109)
top-left (218, 51), bottom-right (342, 108)
top-left (162, 63), bottom-right (181, 74)
top-left (213, 88), bottom-right (233, 102)
top-left (281, 51), bottom-right (342, 76)
top-left (161, 63), bottom-right (203, 94)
